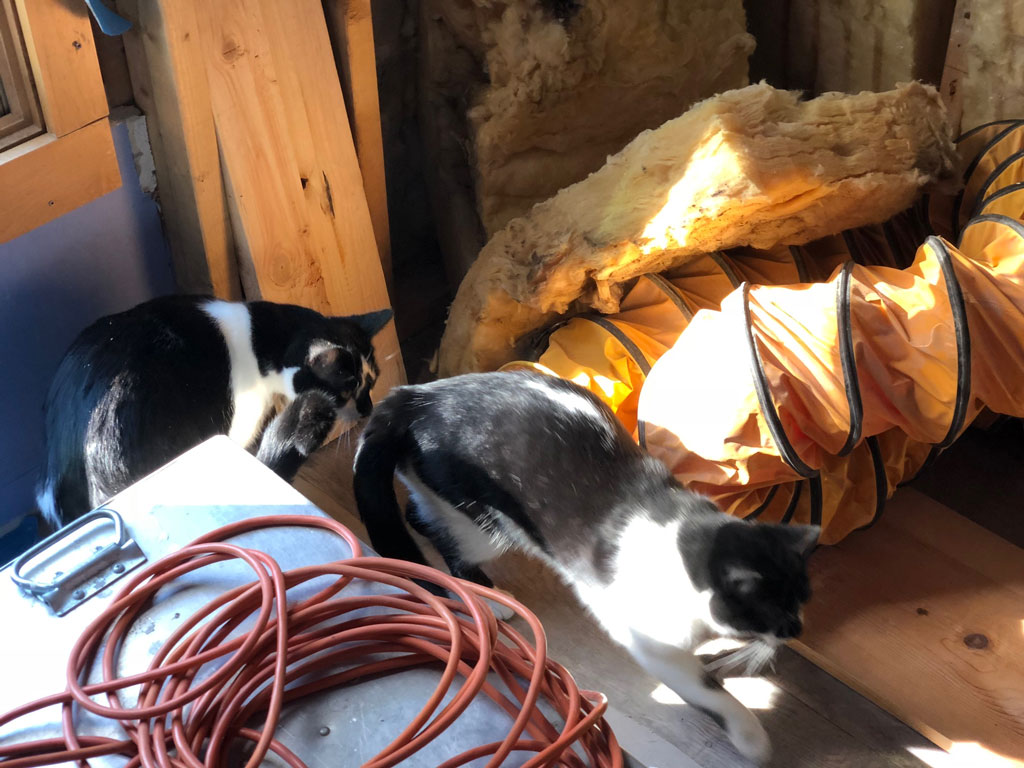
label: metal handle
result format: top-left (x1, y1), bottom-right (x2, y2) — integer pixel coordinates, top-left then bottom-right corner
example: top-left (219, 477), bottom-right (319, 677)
top-left (12, 508), bottom-right (129, 596)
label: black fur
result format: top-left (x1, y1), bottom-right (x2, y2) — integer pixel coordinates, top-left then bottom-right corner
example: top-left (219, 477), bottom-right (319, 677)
top-left (255, 389), bottom-right (338, 482)
top-left (540, 0), bottom-right (581, 23)
top-left (354, 370), bottom-right (815, 636)
top-left (40, 295), bottom-right (391, 525)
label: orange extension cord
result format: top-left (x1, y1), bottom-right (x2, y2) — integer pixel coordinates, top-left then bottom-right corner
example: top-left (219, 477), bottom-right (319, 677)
top-left (0, 516), bottom-right (622, 768)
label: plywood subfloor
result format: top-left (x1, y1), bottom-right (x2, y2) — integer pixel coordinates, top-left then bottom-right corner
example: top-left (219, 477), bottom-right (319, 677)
top-left (294, 437), bottom-right (937, 768)
top-left (913, 420), bottom-right (1024, 548)
top-left (794, 489), bottom-right (1024, 765)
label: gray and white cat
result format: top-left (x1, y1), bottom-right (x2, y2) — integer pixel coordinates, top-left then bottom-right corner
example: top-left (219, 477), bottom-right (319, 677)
top-left (353, 370), bottom-right (817, 763)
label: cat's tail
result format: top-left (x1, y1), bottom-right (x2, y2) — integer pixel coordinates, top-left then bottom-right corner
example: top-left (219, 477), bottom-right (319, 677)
top-left (353, 405), bottom-right (433, 571)
top-left (35, 445), bottom-right (92, 530)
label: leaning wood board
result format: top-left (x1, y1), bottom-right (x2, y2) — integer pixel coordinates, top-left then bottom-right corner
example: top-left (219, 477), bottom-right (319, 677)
top-left (117, 0), bottom-right (240, 299)
top-left (192, 0), bottom-right (404, 395)
top-left (793, 488), bottom-right (1024, 764)
top-left (324, 0), bottom-right (392, 292)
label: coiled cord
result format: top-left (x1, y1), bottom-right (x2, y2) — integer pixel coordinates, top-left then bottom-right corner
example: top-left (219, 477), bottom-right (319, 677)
top-left (0, 515), bottom-right (622, 768)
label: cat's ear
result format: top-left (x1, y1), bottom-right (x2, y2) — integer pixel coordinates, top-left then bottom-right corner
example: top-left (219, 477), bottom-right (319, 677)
top-left (781, 524), bottom-right (820, 559)
top-left (340, 308), bottom-right (393, 338)
top-left (722, 565), bottom-right (762, 596)
top-left (307, 344), bottom-right (354, 380)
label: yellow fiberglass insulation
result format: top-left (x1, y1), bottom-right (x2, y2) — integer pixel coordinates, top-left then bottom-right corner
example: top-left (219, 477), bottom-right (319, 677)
top-left (784, 0), bottom-right (954, 95)
top-left (451, 0), bottom-right (754, 235)
top-left (437, 82), bottom-right (957, 377)
top-left (960, 0), bottom-right (1024, 129)
top-left (499, 127), bottom-right (1024, 544)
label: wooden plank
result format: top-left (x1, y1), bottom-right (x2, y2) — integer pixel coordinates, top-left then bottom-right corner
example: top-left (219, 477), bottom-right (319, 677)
top-left (794, 488), bottom-right (1024, 763)
top-left (194, 0), bottom-right (403, 395)
top-left (770, 647), bottom-right (935, 759)
top-left (91, 15), bottom-right (134, 109)
top-left (0, 118), bottom-right (120, 243)
top-left (939, 0), bottom-right (972, 135)
top-left (324, 0), bottom-right (392, 294)
top-left (13, 0), bottom-right (107, 136)
top-left (115, 0), bottom-right (241, 299)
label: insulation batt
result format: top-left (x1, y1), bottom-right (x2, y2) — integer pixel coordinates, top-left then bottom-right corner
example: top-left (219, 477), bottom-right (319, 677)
top-left (438, 82), bottom-right (957, 377)
top-left (439, 0), bottom-right (754, 235)
top-left (960, 0), bottom-right (1024, 129)
top-left (785, 0), bottom-right (955, 95)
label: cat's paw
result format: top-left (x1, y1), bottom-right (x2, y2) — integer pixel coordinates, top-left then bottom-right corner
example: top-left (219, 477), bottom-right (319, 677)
top-left (292, 390), bottom-right (338, 455)
top-left (728, 714), bottom-right (771, 765)
top-left (483, 589), bottom-right (518, 622)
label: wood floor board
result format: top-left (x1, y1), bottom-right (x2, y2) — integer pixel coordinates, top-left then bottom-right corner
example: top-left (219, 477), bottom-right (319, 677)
top-left (794, 489), bottom-right (1024, 764)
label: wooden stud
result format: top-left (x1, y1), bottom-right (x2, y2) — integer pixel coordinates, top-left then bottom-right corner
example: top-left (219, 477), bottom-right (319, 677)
top-left (194, 0), bottom-right (404, 394)
top-left (794, 488), bottom-right (1024, 761)
top-left (13, 0), bottom-right (107, 137)
top-left (417, 0), bottom-right (486, 285)
top-left (116, 0), bottom-right (241, 299)
top-left (91, 17), bottom-right (135, 110)
top-left (939, 0), bottom-right (972, 136)
top-left (0, 118), bottom-right (120, 243)
top-left (324, 0), bottom-right (393, 295)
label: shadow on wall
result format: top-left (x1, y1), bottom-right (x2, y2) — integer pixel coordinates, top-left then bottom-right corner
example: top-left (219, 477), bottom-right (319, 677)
top-left (0, 120), bottom-right (175, 536)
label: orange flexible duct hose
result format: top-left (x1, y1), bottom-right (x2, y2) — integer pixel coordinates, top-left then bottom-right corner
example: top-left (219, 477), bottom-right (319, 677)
top-left (0, 516), bottom-right (622, 768)
top-left (639, 215), bottom-right (1024, 541)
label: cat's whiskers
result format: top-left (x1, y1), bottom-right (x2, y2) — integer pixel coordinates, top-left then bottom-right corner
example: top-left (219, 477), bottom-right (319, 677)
top-left (704, 637), bottom-right (778, 677)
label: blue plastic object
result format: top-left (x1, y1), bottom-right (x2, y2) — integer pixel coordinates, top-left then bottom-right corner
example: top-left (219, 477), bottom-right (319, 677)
top-left (83, 0), bottom-right (131, 36)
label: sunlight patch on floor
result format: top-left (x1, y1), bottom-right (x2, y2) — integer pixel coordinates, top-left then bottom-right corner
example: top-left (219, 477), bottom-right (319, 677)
top-left (649, 676), bottom-right (778, 711)
top-left (721, 676), bottom-right (778, 710)
top-left (649, 683), bottom-right (686, 706)
top-left (694, 637), bottom-right (745, 656)
top-left (908, 741), bottom-right (1021, 768)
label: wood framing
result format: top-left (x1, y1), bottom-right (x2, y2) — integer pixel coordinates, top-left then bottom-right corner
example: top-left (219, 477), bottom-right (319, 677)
top-left (192, 0), bottom-right (404, 393)
top-left (794, 488), bottom-right (1024, 762)
top-left (0, 0), bottom-right (119, 244)
top-left (13, 0), bottom-right (107, 138)
top-left (325, 0), bottom-right (392, 294)
top-left (939, 0), bottom-right (972, 135)
top-left (0, 119), bottom-right (119, 242)
top-left (115, 0), bottom-right (240, 298)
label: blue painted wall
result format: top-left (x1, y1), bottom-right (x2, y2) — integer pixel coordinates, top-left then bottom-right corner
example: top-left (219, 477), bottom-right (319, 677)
top-left (0, 121), bottom-right (176, 535)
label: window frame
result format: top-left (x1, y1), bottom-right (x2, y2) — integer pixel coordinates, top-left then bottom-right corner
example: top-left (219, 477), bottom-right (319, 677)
top-left (0, 0), bottom-right (43, 149)
top-left (0, 0), bottom-right (120, 244)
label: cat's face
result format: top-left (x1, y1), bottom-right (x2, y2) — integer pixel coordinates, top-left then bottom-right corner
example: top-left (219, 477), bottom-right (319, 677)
top-left (297, 309), bottom-right (392, 418)
top-left (705, 521), bottom-right (817, 641)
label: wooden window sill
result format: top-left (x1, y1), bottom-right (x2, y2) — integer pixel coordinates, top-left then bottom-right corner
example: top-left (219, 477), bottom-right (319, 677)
top-left (0, 117), bottom-right (120, 244)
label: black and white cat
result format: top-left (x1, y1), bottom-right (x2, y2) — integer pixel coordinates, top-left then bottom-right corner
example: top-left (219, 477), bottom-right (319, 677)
top-left (38, 295), bottom-right (392, 526)
top-left (353, 370), bottom-right (816, 764)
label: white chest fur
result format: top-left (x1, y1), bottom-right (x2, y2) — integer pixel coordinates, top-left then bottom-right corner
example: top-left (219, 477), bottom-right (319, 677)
top-left (572, 516), bottom-right (710, 650)
top-left (201, 301), bottom-right (298, 449)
